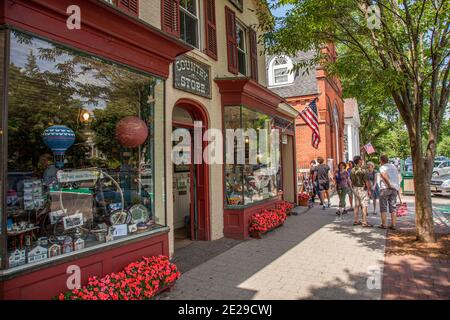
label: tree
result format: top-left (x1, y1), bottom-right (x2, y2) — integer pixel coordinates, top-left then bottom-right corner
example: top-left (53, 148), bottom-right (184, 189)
top-left (262, 0), bottom-right (449, 242)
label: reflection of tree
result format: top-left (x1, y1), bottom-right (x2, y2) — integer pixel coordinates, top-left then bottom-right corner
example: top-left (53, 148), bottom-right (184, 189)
top-left (8, 31), bottom-right (156, 171)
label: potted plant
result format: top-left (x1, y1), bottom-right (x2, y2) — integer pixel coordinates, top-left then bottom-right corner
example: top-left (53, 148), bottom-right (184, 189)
top-left (298, 192), bottom-right (310, 207)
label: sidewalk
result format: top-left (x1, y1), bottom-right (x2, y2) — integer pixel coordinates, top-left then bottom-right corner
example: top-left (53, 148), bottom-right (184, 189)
top-left (381, 195), bottom-right (450, 300)
top-left (162, 197), bottom-right (387, 300)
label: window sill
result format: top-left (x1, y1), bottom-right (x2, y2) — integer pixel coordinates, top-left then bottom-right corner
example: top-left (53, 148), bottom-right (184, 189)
top-left (225, 196), bottom-right (280, 210)
top-left (268, 82), bottom-right (294, 88)
top-left (0, 226), bottom-right (169, 279)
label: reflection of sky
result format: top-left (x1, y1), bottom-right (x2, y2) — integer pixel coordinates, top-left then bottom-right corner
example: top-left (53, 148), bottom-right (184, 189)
top-left (10, 33), bottom-right (109, 111)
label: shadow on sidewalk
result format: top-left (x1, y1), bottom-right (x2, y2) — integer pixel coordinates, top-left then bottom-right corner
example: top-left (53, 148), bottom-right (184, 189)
top-left (162, 204), bottom-right (389, 300)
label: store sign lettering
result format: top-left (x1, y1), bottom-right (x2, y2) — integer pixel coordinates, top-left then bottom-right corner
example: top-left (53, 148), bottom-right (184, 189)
top-left (174, 55), bottom-right (211, 98)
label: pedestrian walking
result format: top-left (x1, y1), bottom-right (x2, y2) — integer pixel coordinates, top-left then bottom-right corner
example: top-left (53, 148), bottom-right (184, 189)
top-left (367, 162), bottom-right (380, 215)
top-left (308, 160), bottom-right (319, 205)
top-left (347, 160), bottom-right (355, 211)
top-left (378, 155), bottom-right (400, 230)
top-left (350, 156), bottom-right (373, 227)
top-left (335, 162), bottom-right (350, 217)
top-left (313, 156), bottom-right (331, 210)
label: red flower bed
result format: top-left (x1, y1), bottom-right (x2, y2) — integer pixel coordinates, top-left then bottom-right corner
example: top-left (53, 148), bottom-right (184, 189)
top-left (248, 201), bottom-right (294, 238)
top-left (57, 255), bottom-right (180, 300)
top-left (275, 200), bottom-right (294, 215)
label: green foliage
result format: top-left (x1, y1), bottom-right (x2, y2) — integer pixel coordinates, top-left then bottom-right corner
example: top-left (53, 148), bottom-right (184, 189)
top-left (263, 0), bottom-right (449, 160)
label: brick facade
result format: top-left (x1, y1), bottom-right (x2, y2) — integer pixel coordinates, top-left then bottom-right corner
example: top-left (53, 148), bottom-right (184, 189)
top-left (279, 45), bottom-right (345, 171)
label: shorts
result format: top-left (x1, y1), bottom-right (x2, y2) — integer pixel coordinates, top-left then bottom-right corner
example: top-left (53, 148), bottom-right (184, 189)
top-left (318, 181), bottom-right (329, 191)
top-left (380, 188), bottom-right (397, 213)
top-left (353, 187), bottom-right (369, 207)
top-left (371, 186), bottom-right (380, 199)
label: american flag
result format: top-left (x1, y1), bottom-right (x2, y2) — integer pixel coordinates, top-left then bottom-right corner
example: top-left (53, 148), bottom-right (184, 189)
top-left (299, 99), bottom-right (320, 149)
top-left (364, 143), bottom-right (376, 154)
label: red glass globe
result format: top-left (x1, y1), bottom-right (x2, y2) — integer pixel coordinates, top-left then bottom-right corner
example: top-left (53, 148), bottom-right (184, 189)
top-left (116, 116), bottom-right (148, 148)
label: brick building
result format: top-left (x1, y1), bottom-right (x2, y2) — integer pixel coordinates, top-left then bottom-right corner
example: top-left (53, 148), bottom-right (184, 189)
top-left (267, 46), bottom-right (345, 172)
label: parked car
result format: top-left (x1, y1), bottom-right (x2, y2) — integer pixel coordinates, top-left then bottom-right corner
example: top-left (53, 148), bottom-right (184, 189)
top-left (435, 156), bottom-right (449, 162)
top-left (430, 174), bottom-right (450, 196)
top-left (433, 160), bottom-right (450, 177)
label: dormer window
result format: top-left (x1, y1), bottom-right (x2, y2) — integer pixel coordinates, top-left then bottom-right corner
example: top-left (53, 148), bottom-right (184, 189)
top-left (268, 55), bottom-right (294, 87)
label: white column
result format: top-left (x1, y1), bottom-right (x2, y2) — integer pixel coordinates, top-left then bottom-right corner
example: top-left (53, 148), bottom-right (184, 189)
top-left (355, 127), bottom-right (360, 157)
top-left (347, 124), bottom-right (353, 161)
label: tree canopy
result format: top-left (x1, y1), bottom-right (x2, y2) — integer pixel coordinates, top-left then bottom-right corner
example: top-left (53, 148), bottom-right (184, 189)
top-left (261, 0), bottom-right (449, 242)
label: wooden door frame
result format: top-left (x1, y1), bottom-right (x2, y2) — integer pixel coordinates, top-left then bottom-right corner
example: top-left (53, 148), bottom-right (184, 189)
top-left (172, 99), bottom-right (211, 241)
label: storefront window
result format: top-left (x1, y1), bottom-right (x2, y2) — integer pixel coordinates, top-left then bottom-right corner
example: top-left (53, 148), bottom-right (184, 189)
top-left (0, 29), bottom-right (5, 269)
top-left (224, 105), bottom-right (280, 207)
top-left (4, 30), bottom-right (165, 270)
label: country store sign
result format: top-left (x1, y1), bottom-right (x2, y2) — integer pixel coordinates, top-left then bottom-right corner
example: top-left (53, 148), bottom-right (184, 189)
top-left (174, 55), bottom-right (211, 98)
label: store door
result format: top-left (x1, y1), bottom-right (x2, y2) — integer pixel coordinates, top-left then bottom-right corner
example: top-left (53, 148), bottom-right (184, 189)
top-left (172, 101), bottom-right (210, 242)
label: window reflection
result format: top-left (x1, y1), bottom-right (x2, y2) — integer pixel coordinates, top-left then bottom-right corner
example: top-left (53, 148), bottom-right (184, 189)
top-left (224, 106), bottom-right (280, 206)
top-left (5, 31), bottom-right (165, 269)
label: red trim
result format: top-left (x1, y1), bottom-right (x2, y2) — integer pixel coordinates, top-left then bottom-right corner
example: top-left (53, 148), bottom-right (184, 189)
top-left (0, 0), bottom-right (190, 78)
top-left (249, 28), bottom-right (258, 81)
top-left (223, 198), bottom-right (282, 240)
top-left (173, 99), bottom-right (211, 241)
top-left (215, 77), bottom-right (291, 119)
top-left (117, 0), bottom-right (139, 17)
top-left (292, 134), bottom-right (298, 205)
top-left (204, 0), bottom-right (217, 60)
top-left (224, 6), bottom-right (238, 74)
top-left (0, 231), bottom-right (169, 300)
top-left (161, 0), bottom-right (180, 38)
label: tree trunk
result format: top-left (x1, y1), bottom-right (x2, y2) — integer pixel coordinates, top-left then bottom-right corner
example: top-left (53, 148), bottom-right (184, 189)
top-left (411, 153), bottom-right (436, 243)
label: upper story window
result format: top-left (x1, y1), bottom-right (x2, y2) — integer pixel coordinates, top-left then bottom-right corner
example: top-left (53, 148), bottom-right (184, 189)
top-left (225, 6), bottom-right (258, 80)
top-left (180, 0), bottom-right (199, 48)
top-left (228, 0), bottom-right (243, 12)
top-left (104, 0), bottom-right (139, 17)
top-left (268, 56), bottom-right (294, 87)
top-left (236, 22), bottom-right (247, 75)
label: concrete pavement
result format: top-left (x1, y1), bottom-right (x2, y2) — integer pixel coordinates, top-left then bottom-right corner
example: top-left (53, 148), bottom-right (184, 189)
top-left (162, 198), bottom-right (387, 300)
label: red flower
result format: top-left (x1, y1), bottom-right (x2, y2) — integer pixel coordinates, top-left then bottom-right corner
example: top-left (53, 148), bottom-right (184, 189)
top-left (57, 255), bottom-right (180, 300)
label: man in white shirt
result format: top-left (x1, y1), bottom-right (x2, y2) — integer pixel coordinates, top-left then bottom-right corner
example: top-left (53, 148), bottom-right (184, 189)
top-left (378, 154), bottom-right (400, 229)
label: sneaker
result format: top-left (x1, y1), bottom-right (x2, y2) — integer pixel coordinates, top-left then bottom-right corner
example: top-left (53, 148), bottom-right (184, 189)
top-left (342, 210), bottom-right (348, 215)
top-left (327, 202), bottom-right (331, 208)
top-left (322, 205), bottom-right (326, 210)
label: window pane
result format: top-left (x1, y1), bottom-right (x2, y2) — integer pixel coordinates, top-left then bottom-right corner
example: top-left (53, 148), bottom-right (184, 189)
top-left (224, 106), bottom-right (280, 207)
top-left (274, 68), bottom-right (288, 76)
top-left (6, 31), bottom-right (165, 269)
top-left (0, 30), bottom-right (4, 247)
top-left (236, 27), bottom-right (245, 50)
top-left (181, 0), bottom-right (196, 15)
top-left (224, 106), bottom-right (243, 206)
top-left (180, 12), bottom-right (198, 48)
top-left (238, 51), bottom-right (246, 75)
top-left (275, 75), bottom-right (289, 83)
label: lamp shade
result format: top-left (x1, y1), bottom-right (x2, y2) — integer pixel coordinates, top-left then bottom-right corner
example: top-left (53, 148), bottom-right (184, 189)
top-left (42, 125), bottom-right (75, 168)
top-left (115, 116), bottom-right (148, 148)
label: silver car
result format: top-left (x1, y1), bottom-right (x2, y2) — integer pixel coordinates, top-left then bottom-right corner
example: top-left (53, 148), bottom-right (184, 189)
top-left (433, 160), bottom-right (450, 177)
top-left (430, 174), bottom-right (450, 196)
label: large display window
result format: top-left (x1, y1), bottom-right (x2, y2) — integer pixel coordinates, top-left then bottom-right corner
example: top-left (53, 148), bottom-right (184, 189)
top-left (1, 30), bottom-right (166, 270)
top-left (224, 105), bottom-right (281, 207)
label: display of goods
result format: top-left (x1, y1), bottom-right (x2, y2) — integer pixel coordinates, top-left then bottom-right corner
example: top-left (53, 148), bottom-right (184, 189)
top-left (115, 116), bottom-right (148, 148)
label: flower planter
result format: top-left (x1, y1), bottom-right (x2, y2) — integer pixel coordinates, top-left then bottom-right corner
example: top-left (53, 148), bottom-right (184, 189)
top-left (250, 223), bottom-right (284, 239)
top-left (299, 198), bottom-right (309, 207)
top-left (248, 201), bottom-right (293, 239)
top-left (57, 255), bottom-right (180, 300)
top-left (298, 193), bottom-right (310, 206)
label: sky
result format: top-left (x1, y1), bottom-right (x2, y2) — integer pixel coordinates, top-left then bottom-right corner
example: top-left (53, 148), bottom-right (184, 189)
top-left (270, 2), bottom-right (293, 18)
